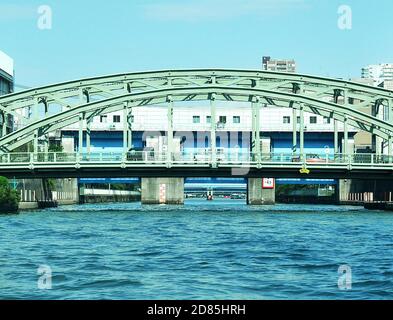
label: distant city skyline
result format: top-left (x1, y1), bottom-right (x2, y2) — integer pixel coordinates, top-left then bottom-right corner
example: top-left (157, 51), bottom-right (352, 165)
top-left (0, 0), bottom-right (392, 88)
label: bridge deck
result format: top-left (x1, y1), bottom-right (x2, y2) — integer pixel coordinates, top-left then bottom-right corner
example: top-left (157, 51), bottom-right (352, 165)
top-left (1, 152), bottom-right (393, 179)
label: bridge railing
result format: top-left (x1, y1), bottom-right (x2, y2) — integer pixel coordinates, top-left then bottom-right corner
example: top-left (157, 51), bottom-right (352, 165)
top-left (0, 152), bottom-right (393, 166)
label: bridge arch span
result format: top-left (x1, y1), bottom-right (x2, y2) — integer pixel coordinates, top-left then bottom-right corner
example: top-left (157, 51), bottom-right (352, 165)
top-left (0, 69), bottom-right (392, 153)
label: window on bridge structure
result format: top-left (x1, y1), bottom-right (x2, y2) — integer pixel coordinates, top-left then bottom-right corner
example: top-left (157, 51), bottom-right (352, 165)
top-left (206, 116), bottom-right (211, 124)
top-left (323, 117), bottom-right (331, 124)
top-left (283, 116), bottom-right (291, 124)
top-left (310, 116), bottom-right (317, 124)
top-left (193, 116), bottom-right (200, 124)
top-left (113, 115), bottom-right (121, 123)
top-left (219, 116), bottom-right (227, 124)
top-left (100, 115), bottom-right (108, 123)
top-left (233, 116), bottom-right (241, 124)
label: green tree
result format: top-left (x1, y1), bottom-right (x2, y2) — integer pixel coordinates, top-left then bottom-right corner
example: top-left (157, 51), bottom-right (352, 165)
top-left (0, 176), bottom-right (20, 214)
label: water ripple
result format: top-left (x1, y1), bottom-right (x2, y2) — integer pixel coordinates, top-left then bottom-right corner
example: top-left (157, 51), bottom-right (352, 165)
top-left (1, 200), bottom-right (393, 299)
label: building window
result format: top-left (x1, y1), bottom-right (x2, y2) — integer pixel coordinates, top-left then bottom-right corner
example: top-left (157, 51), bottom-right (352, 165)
top-left (283, 116), bottom-right (291, 124)
top-left (219, 116), bottom-right (227, 124)
top-left (323, 117), bottom-right (331, 124)
top-left (193, 116), bottom-right (200, 123)
top-left (206, 116), bottom-right (211, 124)
top-left (297, 116), bottom-right (301, 124)
top-left (233, 116), bottom-right (241, 124)
top-left (100, 115), bottom-right (108, 123)
top-left (130, 115), bottom-right (134, 123)
top-left (310, 116), bottom-right (317, 124)
top-left (113, 115), bottom-right (121, 123)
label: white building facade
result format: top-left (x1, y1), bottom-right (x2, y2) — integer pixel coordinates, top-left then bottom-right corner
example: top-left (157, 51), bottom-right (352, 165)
top-left (62, 102), bottom-right (355, 156)
top-left (0, 50), bottom-right (14, 135)
top-left (361, 63), bottom-right (393, 86)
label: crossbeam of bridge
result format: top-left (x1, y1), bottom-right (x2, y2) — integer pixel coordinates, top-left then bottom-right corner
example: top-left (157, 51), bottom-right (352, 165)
top-left (1, 151), bottom-right (393, 180)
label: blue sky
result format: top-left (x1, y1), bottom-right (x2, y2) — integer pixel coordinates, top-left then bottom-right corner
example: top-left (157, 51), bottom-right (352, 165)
top-left (0, 0), bottom-right (392, 87)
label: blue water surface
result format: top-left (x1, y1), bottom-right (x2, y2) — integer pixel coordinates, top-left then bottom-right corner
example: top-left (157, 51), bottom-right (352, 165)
top-left (1, 199), bottom-right (393, 300)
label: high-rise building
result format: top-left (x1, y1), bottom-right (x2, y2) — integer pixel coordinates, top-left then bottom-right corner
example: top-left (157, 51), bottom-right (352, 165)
top-left (262, 56), bottom-right (296, 73)
top-left (0, 50), bottom-right (14, 136)
top-left (361, 63), bottom-right (393, 86)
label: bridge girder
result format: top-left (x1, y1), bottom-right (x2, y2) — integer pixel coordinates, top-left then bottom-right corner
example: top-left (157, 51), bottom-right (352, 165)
top-left (0, 69), bottom-right (393, 152)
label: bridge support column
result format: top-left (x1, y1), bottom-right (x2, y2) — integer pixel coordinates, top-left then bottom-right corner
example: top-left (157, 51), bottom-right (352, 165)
top-left (123, 102), bottom-right (128, 153)
top-left (167, 96), bottom-right (174, 165)
top-left (127, 104), bottom-right (133, 149)
top-left (43, 100), bottom-right (49, 154)
top-left (372, 100), bottom-right (383, 156)
top-left (251, 97), bottom-right (261, 161)
top-left (141, 178), bottom-right (184, 205)
top-left (343, 116), bottom-right (348, 156)
top-left (1, 111), bottom-right (7, 137)
top-left (33, 131), bottom-right (39, 154)
top-left (247, 178), bottom-right (275, 205)
top-left (210, 94), bottom-right (217, 167)
top-left (292, 107), bottom-right (297, 154)
top-left (86, 121), bottom-right (92, 155)
top-left (299, 103), bottom-right (304, 158)
top-left (32, 99), bottom-right (40, 153)
top-left (78, 114), bottom-right (84, 155)
top-left (334, 119), bottom-right (339, 155)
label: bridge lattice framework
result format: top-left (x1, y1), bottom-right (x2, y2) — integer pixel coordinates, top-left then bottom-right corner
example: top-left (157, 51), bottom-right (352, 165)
top-left (0, 69), bottom-right (393, 166)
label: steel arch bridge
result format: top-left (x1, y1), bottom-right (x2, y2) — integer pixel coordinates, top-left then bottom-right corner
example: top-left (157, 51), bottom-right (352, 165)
top-left (0, 68), bottom-right (393, 179)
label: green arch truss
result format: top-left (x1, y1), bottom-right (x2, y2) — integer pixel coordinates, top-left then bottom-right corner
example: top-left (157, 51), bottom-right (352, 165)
top-left (0, 69), bottom-right (392, 153)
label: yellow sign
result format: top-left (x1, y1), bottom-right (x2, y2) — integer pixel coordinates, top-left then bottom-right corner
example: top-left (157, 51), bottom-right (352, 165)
top-left (300, 168), bottom-right (310, 174)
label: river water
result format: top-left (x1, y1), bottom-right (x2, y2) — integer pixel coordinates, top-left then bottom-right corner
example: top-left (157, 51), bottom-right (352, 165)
top-left (1, 199), bottom-right (393, 300)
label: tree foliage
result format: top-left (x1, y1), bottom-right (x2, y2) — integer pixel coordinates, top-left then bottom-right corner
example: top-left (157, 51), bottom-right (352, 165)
top-left (0, 176), bottom-right (20, 214)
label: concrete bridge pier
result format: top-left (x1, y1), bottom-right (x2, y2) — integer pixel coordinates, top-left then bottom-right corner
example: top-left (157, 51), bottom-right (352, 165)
top-left (247, 178), bottom-right (276, 205)
top-left (141, 178), bottom-right (184, 205)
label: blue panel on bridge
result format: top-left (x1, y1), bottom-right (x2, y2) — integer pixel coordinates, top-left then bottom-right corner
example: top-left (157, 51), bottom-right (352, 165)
top-left (185, 178), bottom-right (247, 183)
top-left (79, 178), bottom-right (140, 184)
top-left (276, 179), bottom-right (337, 185)
top-left (78, 177), bottom-right (336, 185)
top-left (271, 133), bottom-right (335, 154)
top-left (63, 131), bottom-right (145, 152)
top-left (185, 185), bottom-right (246, 192)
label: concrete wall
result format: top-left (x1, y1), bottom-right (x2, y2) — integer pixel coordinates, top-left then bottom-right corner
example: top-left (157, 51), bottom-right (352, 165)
top-left (16, 178), bottom-right (79, 209)
top-left (80, 188), bottom-right (140, 204)
top-left (141, 178), bottom-right (184, 204)
top-left (337, 179), bottom-right (393, 203)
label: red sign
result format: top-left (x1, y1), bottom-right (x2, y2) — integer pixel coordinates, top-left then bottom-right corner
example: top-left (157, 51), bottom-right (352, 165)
top-left (262, 178), bottom-right (275, 189)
